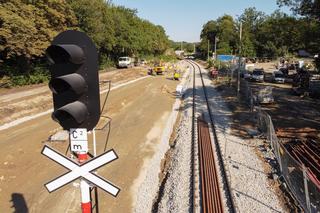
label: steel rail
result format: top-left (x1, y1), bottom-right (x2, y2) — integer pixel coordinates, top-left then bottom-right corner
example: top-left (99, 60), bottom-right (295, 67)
top-left (198, 118), bottom-right (224, 213)
top-left (187, 60), bottom-right (236, 213)
top-left (191, 58), bottom-right (196, 212)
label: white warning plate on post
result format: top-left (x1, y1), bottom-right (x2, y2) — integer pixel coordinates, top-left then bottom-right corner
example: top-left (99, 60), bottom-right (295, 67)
top-left (70, 128), bottom-right (88, 152)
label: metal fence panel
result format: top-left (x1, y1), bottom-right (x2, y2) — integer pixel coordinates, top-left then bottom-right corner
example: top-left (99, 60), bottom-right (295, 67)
top-left (256, 109), bottom-right (320, 213)
top-left (308, 175), bottom-right (320, 213)
top-left (236, 79), bottom-right (319, 212)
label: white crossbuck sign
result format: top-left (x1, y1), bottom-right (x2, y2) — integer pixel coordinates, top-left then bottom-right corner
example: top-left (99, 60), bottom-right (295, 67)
top-left (41, 145), bottom-right (120, 197)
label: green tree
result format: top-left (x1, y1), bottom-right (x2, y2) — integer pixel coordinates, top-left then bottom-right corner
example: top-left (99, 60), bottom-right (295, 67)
top-left (199, 15), bottom-right (237, 57)
top-left (238, 7), bottom-right (266, 57)
top-left (0, 0), bottom-right (171, 84)
top-left (277, 0), bottom-right (320, 20)
top-left (67, 0), bottom-right (115, 51)
top-left (278, 0), bottom-right (320, 71)
top-left (216, 15), bottom-right (237, 54)
top-left (254, 10), bottom-right (304, 58)
top-left (0, 0), bottom-right (77, 73)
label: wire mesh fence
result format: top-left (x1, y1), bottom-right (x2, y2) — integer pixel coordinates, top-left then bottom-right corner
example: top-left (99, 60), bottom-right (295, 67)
top-left (256, 107), bottom-right (320, 213)
top-left (238, 80), bottom-right (319, 212)
top-left (241, 79), bottom-right (254, 112)
top-left (219, 74), bottom-right (320, 211)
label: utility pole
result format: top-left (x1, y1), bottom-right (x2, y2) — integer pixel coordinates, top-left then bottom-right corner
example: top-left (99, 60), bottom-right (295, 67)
top-left (237, 22), bottom-right (242, 96)
top-left (193, 43), bottom-right (196, 54)
top-left (207, 40), bottom-right (210, 61)
top-left (214, 36), bottom-right (218, 60)
top-left (181, 42), bottom-right (183, 51)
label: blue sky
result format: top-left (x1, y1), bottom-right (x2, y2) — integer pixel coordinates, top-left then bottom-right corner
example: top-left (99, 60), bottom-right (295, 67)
top-left (112, 0), bottom-right (291, 42)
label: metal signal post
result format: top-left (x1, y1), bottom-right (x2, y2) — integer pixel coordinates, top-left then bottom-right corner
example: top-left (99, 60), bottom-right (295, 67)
top-left (237, 22), bottom-right (242, 97)
top-left (44, 30), bottom-right (120, 213)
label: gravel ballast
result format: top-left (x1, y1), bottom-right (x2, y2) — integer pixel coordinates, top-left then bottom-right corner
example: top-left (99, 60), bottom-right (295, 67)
top-left (155, 64), bottom-right (194, 212)
top-left (155, 61), bottom-right (285, 213)
top-left (199, 65), bottom-right (285, 213)
top-left (133, 61), bottom-right (191, 212)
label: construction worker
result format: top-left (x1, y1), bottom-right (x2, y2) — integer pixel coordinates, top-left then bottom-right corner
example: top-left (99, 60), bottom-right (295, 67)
top-left (173, 69), bottom-right (180, 81)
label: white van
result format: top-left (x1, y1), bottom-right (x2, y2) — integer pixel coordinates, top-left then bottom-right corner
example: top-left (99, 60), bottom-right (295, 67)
top-left (118, 57), bottom-right (133, 68)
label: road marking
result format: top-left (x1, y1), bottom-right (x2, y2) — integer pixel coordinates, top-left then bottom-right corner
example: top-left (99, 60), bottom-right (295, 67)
top-left (0, 109), bottom-right (53, 131)
top-left (100, 75), bottom-right (150, 93)
top-left (42, 145), bottom-right (120, 196)
top-left (0, 75), bottom-right (150, 131)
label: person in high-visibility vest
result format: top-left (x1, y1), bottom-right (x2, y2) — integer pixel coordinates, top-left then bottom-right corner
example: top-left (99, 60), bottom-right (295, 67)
top-left (174, 70), bottom-right (180, 80)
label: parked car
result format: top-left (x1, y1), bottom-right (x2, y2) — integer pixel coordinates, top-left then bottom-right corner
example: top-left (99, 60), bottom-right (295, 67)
top-left (279, 67), bottom-right (289, 76)
top-left (118, 56), bottom-right (133, 68)
top-left (288, 63), bottom-right (296, 70)
top-left (241, 70), bottom-right (252, 80)
top-left (272, 71), bottom-right (285, 83)
top-left (251, 69), bottom-right (264, 82)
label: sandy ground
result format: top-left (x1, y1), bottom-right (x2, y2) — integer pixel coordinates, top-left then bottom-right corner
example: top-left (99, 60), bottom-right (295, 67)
top-left (206, 60), bottom-right (320, 141)
top-left (0, 67), bottom-right (147, 126)
top-left (0, 70), bottom-right (180, 212)
top-left (242, 70), bottom-right (320, 141)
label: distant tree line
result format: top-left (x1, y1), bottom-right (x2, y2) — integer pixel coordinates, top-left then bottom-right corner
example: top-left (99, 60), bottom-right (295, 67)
top-left (198, 1), bottom-right (320, 70)
top-left (170, 40), bottom-right (195, 53)
top-left (0, 0), bottom-right (170, 82)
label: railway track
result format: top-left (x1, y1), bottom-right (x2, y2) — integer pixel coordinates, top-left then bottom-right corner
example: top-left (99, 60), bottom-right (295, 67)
top-left (187, 60), bottom-right (236, 213)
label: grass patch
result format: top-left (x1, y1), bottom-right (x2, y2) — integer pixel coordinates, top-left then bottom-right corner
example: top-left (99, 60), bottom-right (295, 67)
top-left (0, 64), bottom-right (50, 88)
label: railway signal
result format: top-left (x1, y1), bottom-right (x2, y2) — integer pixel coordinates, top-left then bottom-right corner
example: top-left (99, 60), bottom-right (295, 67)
top-left (46, 30), bottom-right (100, 130)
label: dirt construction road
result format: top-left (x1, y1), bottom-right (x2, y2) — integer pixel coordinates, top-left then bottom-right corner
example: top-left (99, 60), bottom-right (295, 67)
top-left (0, 67), bottom-right (147, 126)
top-left (0, 73), bottom-right (179, 212)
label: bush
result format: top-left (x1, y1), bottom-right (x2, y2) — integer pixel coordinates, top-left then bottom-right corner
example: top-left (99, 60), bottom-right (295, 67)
top-left (99, 55), bottom-right (115, 70)
top-left (7, 64), bottom-right (50, 87)
top-left (207, 59), bottom-right (214, 68)
top-left (159, 54), bottom-right (177, 62)
top-left (141, 54), bottom-right (177, 65)
top-left (315, 56), bottom-right (320, 72)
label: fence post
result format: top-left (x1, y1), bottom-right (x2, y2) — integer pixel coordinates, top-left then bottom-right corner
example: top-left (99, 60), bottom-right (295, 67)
top-left (257, 106), bottom-right (261, 127)
top-left (276, 137), bottom-right (282, 173)
top-left (250, 90), bottom-right (253, 113)
top-left (268, 114), bottom-right (283, 173)
top-left (303, 165), bottom-right (311, 213)
top-left (268, 115), bottom-right (273, 150)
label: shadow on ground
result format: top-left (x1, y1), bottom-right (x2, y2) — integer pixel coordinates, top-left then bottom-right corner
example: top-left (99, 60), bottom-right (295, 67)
top-left (11, 193), bottom-right (28, 213)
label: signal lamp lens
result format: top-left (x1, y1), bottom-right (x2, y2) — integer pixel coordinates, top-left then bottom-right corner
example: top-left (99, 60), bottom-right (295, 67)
top-left (49, 74), bottom-right (87, 95)
top-left (52, 101), bottom-right (88, 128)
top-left (46, 45), bottom-right (85, 64)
